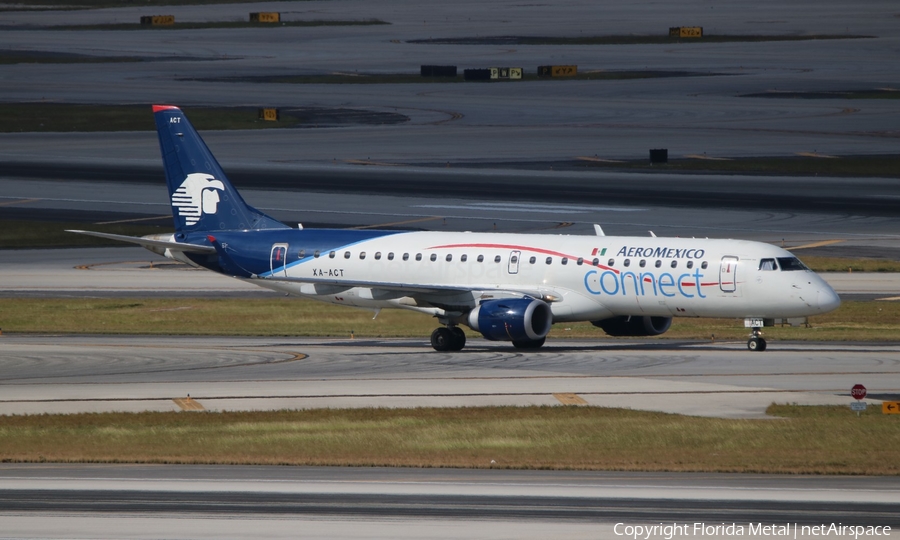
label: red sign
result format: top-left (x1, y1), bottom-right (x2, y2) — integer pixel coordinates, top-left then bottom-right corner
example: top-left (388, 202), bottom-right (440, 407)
top-left (851, 384), bottom-right (867, 400)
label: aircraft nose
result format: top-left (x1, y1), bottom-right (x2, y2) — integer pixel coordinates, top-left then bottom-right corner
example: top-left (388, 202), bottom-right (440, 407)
top-left (817, 285), bottom-right (841, 313)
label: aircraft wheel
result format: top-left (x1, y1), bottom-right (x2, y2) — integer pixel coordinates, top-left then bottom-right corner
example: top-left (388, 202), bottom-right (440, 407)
top-left (512, 337), bottom-right (546, 349)
top-left (747, 336), bottom-right (767, 352)
top-left (449, 327), bottom-right (466, 351)
top-left (431, 327), bottom-right (453, 352)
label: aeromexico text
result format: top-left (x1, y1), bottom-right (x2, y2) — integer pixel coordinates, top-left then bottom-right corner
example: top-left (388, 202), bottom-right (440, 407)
top-left (617, 246), bottom-right (706, 259)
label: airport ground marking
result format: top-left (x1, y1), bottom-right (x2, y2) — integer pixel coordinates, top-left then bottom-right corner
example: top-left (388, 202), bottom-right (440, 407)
top-left (553, 393), bottom-right (588, 405)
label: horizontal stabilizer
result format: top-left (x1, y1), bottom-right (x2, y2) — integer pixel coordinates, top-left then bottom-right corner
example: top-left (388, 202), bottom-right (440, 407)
top-left (66, 230), bottom-right (216, 254)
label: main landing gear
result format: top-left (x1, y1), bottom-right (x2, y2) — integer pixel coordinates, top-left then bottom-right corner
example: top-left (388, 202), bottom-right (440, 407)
top-left (431, 326), bottom-right (466, 352)
top-left (747, 328), bottom-right (767, 352)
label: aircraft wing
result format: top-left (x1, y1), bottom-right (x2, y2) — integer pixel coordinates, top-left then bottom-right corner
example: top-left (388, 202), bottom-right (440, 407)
top-left (258, 274), bottom-right (563, 303)
top-left (66, 230), bottom-right (217, 254)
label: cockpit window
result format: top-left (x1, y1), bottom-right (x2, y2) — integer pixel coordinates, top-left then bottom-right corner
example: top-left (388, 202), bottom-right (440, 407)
top-left (759, 258), bottom-right (778, 271)
top-left (777, 257), bottom-right (809, 271)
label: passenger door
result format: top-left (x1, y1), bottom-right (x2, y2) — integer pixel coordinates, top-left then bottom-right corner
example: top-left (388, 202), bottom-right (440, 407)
top-left (270, 243), bottom-right (289, 277)
top-left (719, 256), bottom-right (738, 293)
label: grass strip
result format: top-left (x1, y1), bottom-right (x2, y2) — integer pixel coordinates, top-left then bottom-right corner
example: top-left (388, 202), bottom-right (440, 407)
top-left (0, 405), bottom-right (897, 474)
top-left (4, 0), bottom-right (320, 9)
top-left (742, 89), bottom-right (900, 100)
top-left (1, 298), bottom-right (898, 341)
top-left (408, 34), bottom-right (872, 46)
top-left (233, 70), bottom-right (721, 85)
top-left (53, 19), bottom-right (387, 31)
top-left (559, 155), bottom-right (900, 178)
top-left (0, 104), bottom-right (304, 132)
top-left (0, 50), bottom-right (147, 65)
top-left (0, 220), bottom-right (167, 249)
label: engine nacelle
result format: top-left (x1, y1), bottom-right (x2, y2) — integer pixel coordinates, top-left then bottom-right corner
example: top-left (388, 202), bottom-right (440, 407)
top-left (467, 298), bottom-right (553, 342)
top-left (591, 315), bottom-right (672, 337)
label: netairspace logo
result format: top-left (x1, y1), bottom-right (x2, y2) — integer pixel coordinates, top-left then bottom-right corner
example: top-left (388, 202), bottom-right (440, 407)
top-left (613, 523), bottom-right (892, 540)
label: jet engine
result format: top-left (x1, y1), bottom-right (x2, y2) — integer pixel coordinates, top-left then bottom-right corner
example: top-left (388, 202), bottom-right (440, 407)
top-left (467, 298), bottom-right (553, 343)
top-left (591, 315), bottom-right (672, 336)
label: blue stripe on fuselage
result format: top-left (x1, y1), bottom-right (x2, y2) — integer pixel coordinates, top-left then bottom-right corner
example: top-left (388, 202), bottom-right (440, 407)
top-left (182, 228), bottom-right (402, 277)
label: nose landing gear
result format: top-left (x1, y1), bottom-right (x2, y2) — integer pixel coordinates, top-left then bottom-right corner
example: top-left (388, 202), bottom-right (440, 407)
top-left (747, 328), bottom-right (767, 352)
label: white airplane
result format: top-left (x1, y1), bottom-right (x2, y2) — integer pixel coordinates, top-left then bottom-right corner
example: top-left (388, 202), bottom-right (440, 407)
top-left (71, 105), bottom-right (841, 352)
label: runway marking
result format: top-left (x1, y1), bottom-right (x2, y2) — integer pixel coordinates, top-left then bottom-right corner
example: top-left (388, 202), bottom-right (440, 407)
top-left (0, 387), bottom-right (881, 405)
top-left (795, 152), bottom-right (838, 159)
top-left (876, 296), bottom-right (900, 301)
top-left (787, 239), bottom-right (845, 250)
top-left (173, 397), bottom-right (205, 411)
top-left (344, 159), bottom-right (402, 167)
top-left (576, 156), bottom-right (624, 163)
top-left (684, 154), bottom-right (732, 161)
top-left (0, 198), bottom-right (41, 207)
top-left (95, 215), bottom-right (171, 225)
top-left (553, 393), bottom-right (588, 405)
top-left (350, 216), bottom-right (443, 229)
top-left (74, 260), bottom-right (187, 271)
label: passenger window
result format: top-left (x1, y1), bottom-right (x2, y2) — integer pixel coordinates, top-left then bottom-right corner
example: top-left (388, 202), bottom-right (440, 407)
top-left (416, 253), bottom-right (422, 261)
top-left (446, 254), bottom-right (453, 262)
top-left (374, 252), bottom-right (381, 260)
top-left (359, 252), bottom-right (366, 260)
top-left (686, 261), bottom-right (693, 269)
top-left (477, 255), bottom-right (484, 262)
top-left (314, 250), bottom-right (320, 258)
top-left (577, 257), bottom-right (584, 266)
top-left (388, 252), bottom-right (395, 260)
top-left (298, 250), bottom-right (306, 259)
top-left (494, 255), bottom-right (501, 263)
top-left (430, 254), bottom-right (437, 262)
top-left (639, 259), bottom-right (646, 268)
top-left (759, 258), bottom-right (777, 271)
top-left (402, 253), bottom-right (409, 261)
top-left (545, 257), bottom-right (552, 265)
top-left (624, 259), bottom-right (631, 267)
top-left (605, 258), bottom-right (611, 267)
top-left (670, 260), bottom-right (677, 268)
top-left (461, 254), bottom-right (468, 262)
top-left (701, 261), bottom-right (708, 269)
top-left (561, 257), bottom-right (568, 265)
top-left (529, 256), bottom-right (536, 264)
top-left (510, 255), bottom-right (518, 264)
top-left (329, 251), bottom-right (335, 259)
top-left (344, 251), bottom-right (351, 259)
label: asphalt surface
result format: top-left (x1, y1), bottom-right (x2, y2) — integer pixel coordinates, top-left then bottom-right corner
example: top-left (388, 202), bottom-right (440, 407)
top-left (2, 334), bottom-right (897, 418)
top-left (0, 465), bottom-right (897, 539)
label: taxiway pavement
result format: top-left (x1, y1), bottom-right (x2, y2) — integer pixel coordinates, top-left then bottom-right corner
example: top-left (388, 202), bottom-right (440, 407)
top-left (1, 334), bottom-right (897, 418)
top-left (0, 465), bottom-right (897, 539)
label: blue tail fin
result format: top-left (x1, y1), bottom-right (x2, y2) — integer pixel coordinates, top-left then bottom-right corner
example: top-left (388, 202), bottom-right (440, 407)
top-left (153, 105), bottom-right (288, 232)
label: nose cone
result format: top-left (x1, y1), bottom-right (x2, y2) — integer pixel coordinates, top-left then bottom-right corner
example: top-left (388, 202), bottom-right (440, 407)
top-left (817, 285), bottom-right (841, 313)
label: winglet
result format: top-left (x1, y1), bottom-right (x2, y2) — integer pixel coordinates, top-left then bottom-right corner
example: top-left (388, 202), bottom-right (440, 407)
top-left (594, 224), bottom-right (605, 237)
top-left (152, 104), bottom-right (180, 113)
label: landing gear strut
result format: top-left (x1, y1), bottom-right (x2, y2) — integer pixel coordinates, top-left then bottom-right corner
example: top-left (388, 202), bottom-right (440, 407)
top-left (747, 328), bottom-right (767, 352)
top-left (431, 326), bottom-right (466, 352)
